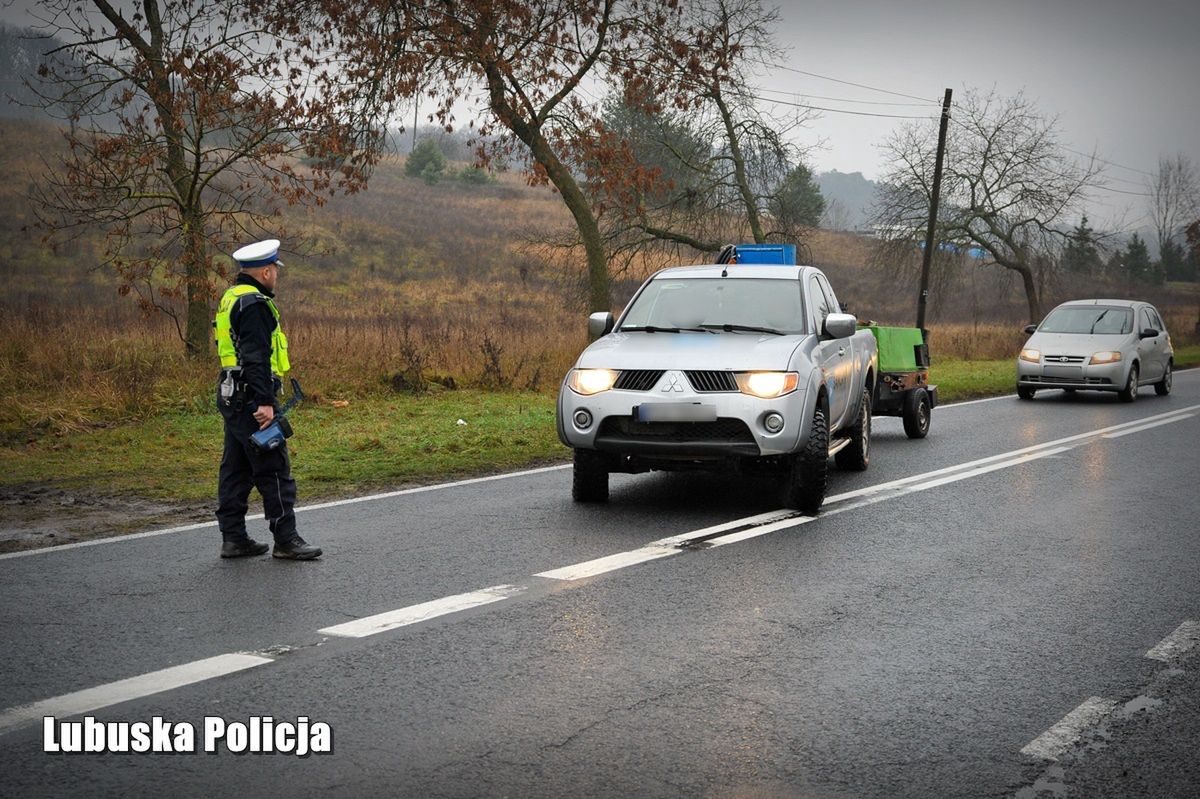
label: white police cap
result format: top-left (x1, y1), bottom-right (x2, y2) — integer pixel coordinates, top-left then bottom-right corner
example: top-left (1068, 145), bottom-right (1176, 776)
top-left (231, 239), bottom-right (281, 269)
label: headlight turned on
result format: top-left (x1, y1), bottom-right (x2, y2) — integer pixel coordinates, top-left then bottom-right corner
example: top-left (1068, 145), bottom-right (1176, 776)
top-left (1090, 351), bottom-right (1122, 365)
top-left (1019, 348), bottom-right (1041, 363)
top-left (735, 371), bottom-right (800, 399)
top-left (568, 368), bottom-right (619, 395)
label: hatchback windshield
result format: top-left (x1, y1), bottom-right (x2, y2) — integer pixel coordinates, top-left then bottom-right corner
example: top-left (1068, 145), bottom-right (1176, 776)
top-left (619, 278), bottom-right (806, 334)
top-left (1039, 306), bottom-right (1133, 335)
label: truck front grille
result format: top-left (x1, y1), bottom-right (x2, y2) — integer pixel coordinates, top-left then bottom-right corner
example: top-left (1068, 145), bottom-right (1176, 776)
top-left (685, 370), bottom-right (738, 392)
top-left (614, 369), bottom-right (665, 391)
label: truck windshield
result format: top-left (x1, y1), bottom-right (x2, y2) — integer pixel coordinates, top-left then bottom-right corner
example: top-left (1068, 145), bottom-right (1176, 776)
top-left (619, 279), bottom-right (805, 335)
top-left (1039, 306), bottom-right (1133, 335)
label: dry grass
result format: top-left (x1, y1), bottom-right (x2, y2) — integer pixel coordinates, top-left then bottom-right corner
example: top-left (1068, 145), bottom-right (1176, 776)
top-left (2, 116), bottom-right (1198, 444)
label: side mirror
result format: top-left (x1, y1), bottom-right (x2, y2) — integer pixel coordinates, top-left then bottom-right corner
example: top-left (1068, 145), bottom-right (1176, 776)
top-left (1139, 328), bottom-right (1158, 339)
top-left (824, 312), bottom-right (858, 340)
top-left (1024, 325), bottom-right (1037, 334)
top-left (588, 312), bottom-right (615, 339)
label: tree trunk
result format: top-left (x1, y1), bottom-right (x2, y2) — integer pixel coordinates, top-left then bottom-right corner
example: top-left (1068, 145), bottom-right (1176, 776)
top-left (182, 206), bottom-right (210, 358)
top-left (713, 89), bottom-right (764, 243)
top-left (521, 124), bottom-right (609, 311)
top-left (1018, 265), bottom-right (1042, 323)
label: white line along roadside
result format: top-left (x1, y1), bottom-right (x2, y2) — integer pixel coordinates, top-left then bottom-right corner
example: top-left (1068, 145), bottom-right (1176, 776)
top-left (1020, 697), bottom-right (1120, 760)
top-left (1145, 620), bottom-right (1200, 662)
top-left (0, 464), bottom-right (571, 562)
top-left (0, 654), bottom-right (272, 736)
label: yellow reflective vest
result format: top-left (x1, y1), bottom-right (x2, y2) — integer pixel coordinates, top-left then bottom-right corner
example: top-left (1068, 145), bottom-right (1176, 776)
top-left (213, 284), bottom-right (291, 376)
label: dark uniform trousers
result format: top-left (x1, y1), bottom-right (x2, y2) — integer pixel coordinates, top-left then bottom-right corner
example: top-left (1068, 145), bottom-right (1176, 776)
top-left (216, 385), bottom-right (298, 543)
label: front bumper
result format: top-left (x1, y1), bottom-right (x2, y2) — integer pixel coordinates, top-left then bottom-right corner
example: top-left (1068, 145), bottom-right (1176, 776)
top-left (557, 379), bottom-right (808, 459)
top-left (1016, 357), bottom-right (1125, 390)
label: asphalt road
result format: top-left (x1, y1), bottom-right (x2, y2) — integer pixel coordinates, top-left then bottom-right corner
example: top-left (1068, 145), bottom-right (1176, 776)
top-left (1, 372), bottom-right (1199, 797)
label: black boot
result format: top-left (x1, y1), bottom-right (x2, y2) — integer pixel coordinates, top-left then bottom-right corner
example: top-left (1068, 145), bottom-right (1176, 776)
top-left (272, 535), bottom-right (323, 560)
top-left (221, 537), bottom-right (270, 558)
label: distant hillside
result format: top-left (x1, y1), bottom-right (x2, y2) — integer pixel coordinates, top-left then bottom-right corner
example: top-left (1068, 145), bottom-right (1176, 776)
top-left (815, 170), bottom-right (880, 232)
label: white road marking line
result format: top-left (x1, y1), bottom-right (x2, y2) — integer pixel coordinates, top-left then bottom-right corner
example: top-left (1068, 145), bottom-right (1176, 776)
top-left (1146, 620), bottom-right (1200, 662)
top-left (1101, 413), bottom-right (1195, 439)
top-left (318, 585), bottom-right (523, 638)
top-left (0, 464), bottom-right (571, 561)
top-left (1020, 697), bottom-right (1119, 761)
top-left (0, 653), bottom-right (272, 735)
top-left (536, 546), bottom-right (679, 581)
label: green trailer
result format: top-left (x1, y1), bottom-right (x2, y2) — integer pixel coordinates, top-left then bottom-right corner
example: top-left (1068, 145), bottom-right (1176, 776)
top-left (864, 325), bottom-right (937, 438)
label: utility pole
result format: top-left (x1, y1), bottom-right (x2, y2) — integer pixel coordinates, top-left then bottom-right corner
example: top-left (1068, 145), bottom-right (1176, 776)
top-left (916, 88), bottom-right (953, 335)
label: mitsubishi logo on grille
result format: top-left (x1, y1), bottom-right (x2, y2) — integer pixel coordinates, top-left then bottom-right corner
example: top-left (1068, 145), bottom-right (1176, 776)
top-left (662, 372), bottom-right (684, 392)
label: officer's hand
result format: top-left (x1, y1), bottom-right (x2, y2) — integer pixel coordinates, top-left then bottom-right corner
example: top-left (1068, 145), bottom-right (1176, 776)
top-left (253, 404), bottom-right (275, 430)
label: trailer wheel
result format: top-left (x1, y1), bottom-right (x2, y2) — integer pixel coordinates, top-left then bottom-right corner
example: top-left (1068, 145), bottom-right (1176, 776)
top-left (902, 388), bottom-right (931, 439)
top-left (782, 398), bottom-right (829, 514)
top-left (835, 388), bottom-right (871, 471)
top-left (572, 449), bottom-right (609, 502)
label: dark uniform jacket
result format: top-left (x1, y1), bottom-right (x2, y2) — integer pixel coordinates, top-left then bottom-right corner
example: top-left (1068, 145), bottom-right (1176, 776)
top-left (228, 273), bottom-right (279, 410)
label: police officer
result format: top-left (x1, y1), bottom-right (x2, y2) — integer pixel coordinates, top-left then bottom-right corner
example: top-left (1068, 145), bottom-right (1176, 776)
top-left (214, 239), bottom-right (322, 560)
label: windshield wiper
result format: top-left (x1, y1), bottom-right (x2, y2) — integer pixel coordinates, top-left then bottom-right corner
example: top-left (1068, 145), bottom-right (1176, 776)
top-left (1088, 309), bottom-right (1110, 334)
top-left (700, 323), bottom-right (786, 336)
top-left (621, 325), bottom-right (716, 334)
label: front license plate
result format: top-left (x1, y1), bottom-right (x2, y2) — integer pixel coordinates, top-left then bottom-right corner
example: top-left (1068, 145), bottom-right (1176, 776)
top-left (635, 403), bottom-right (718, 422)
top-left (1044, 365), bottom-right (1082, 379)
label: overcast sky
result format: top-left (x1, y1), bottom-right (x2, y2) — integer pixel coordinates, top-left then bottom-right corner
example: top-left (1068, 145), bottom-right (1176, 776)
top-left (4, 0), bottom-right (1196, 231)
top-left (761, 0), bottom-right (1200, 230)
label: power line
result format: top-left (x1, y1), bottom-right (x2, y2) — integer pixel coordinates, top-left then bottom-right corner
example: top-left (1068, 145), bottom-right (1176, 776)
top-left (750, 92), bottom-right (938, 120)
top-left (1062, 146), bottom-right (1155, 178)
top-left (752, 86), bottom-right (937, 108)
top-left (755, 59), bottom-right (937, 103)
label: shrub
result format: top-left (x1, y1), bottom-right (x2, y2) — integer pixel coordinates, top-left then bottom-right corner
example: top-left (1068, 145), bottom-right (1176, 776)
top-left (405, 138), bottom-right (446, 180)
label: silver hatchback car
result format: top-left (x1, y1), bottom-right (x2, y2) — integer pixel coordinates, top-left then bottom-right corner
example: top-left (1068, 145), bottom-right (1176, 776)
top-left (1016, 299), bottom-right (1174, 402)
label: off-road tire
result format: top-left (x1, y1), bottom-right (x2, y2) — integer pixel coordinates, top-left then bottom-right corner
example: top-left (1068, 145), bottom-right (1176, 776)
top-left (1118, 364), bottom-right (1139, 403)
top-left (835, 388), bottom-right (871, 471)
top-left (782, 399), bottom-right (829, 514)
top-left (902, 387), bottom-right (932, 439)
top-left (572, 448), bottom-right (609, 502)
top-left (1155, 361), bottom-right (1172, 396)
top-left (1017, 385), bottom-right (1036, 400)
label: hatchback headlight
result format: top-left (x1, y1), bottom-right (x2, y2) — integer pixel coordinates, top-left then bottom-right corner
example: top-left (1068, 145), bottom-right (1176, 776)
top-left (1090, 351), bottom-right (1122, 365)
top-left (568, 368), bottom-right (619, 395)
top-left (735, 371), bottom-right (799, 398)
top-left (1019, 348), bottom-right (1041, 363)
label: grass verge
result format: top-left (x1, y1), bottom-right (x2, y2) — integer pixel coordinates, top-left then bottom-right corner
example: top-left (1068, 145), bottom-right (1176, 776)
top-left (4, 345), bottom-right (1199, 510)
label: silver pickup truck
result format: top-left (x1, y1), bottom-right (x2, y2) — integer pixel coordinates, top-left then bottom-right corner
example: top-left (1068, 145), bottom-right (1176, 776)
top-left (557, 262), bottom-right (879, 513)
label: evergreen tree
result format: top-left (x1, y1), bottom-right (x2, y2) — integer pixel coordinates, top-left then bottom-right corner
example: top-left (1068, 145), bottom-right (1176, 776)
top-left (769, 164), bottom-right (826, 229)
top-left (1061, 215), bottom-right (1100, 275)
top-left (1159, 238), bottom-right (1195, 281)
top-left (1123, 233), bottom-right (1154, 283)
top-left (405, 138), bottom-right (446, 181)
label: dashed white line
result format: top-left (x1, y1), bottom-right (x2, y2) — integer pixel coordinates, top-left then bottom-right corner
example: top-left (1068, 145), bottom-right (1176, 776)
top-left (1020, 697), bottom-right (1119, 760)
top-left (1146, 619), bottom-right (1200, 662)
top-left (319, 585), bottom-right (524, 638)
top-left (0, 653), bottom-right (273, 736)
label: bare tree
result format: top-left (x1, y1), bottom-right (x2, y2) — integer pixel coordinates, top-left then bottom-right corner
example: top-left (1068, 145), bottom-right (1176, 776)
top-left (275, 0), bottom-right (677, 313)
top-left (591, 0), bottom-right (819, 260)
top-left (27, 0), bottom-right (375, 356)
top-left (1148, 153), bottom-right (1200, 253)
top-left (874, 88), bottom-right (1102, 322)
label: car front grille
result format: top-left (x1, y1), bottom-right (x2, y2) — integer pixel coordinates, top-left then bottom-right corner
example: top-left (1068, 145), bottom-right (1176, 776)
top-left (685, 370), bottom-right (738, 392)
top-left (1043, 355), bottom-right (1086, 364)
top-left (614, 369), bottom-right (665, 391)
top-left (597, 417), bottom-right (755, 443)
